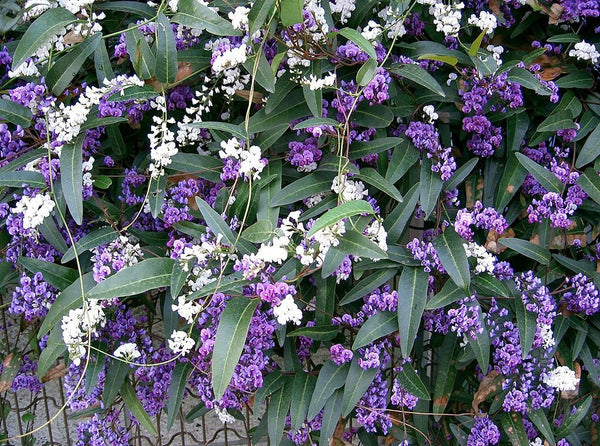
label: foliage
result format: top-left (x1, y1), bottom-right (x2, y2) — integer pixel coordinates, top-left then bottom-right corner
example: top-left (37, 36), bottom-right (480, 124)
top-left (1, 0), bottom-right (600, 445)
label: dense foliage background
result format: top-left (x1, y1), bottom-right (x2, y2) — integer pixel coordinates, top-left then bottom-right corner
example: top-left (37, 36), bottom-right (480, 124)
top-left (1, 0), bottom-right (600, 444)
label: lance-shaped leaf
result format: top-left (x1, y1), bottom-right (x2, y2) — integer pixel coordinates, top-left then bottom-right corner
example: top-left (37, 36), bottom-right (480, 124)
top-left (0, 171), bottom-right (45, 188)
top-left (249, 0), bottom-right (276, 36)
top-left (340, 268), bottom-right (396, 305)
top-left (60, 134), bottom-right (85, 225)
top-left (280, 0), bottom-right (303, 25)
top-left (271, 172), bottom-right (334, 206)
top-left (39, 216), bottom-right (69, 254)
top-left (396, 361), bottom-right (430, 400)
top-left (341, 357), bottom-right (378, 417)
top-left (420, 158), bottom-right (443, 219)
top-left (336, 229), bottom-right (388, 260)
top-left (528, 409), bottom-right (555, 446)
top-left (268, 382), bottom-right (292, 445)
top-left (578, 168), bottom-right (600, 205)
top-left (507, 68), bottom-right (552, 96)
top-left (173, 0), bottom-right (239, 36)
top-left (248, 88), bottom-right (309, 133)
top-left (86, 258), bottom-right (175, 300)
top-left (85, 347), bottom-right (107, 395)
top-left (536, 111), bottom-right (577, 133)
top-left (356, 57), bottom-right (377, 87)
top-left (444, 158), bottom-right (478, 191)
top-left (384, 183), bottom-right (420, 243)
top-left (352, 103), bottom-right (393, 128)
top-left (254, 370), bottom-right (285, 410)
top-left (386, 140), bottom-right (419, 184)
top-left (287, 325), bottom-right (338, 341)
top-left (315, 276), bottom-right (335, 326)
top-left (46, 32), bottom-right (101, 95)
top-left (37, 326), bottom-right (65, 380)
top-left (125, 27), bottom-right (155, 79)
top-left (122, 380), bottom-right (158, 437)
top-left (495, 153), bottom-right (528, 210)
top-left (467, 303), bottom-right (490, 373)
top-left (212, 297), bottom-right (259, 400)
top-left (0, 148), bottom-right (45, 174)
top-left (62, 226), bottom-right (118, 263)
top-left (95, 40), bottom-right (114, 83)
top-left (97, 1), bottom-right (156, 18)
top-left (501, 413), bottom-right (529, 446)
top-left (356, 168), bottom-right (403, 202)
top-left (307, 200), bottom-right (373, 237)
top-left (353, 311), bottom-right (397, 350)
top-left (195, 196), bottom-right (252, 254)
top-left (12, 7), bottom-right (76, 69)
top-left (433, 228), bottom-right (470, 291)
top-left (307, 361), bottom-right (349, 420)
top-left (397, 266), bottom-right (429, 357)
top-left (0, 99), bottom-right (33, 128)
top-left (472, 274), bottom-right (511, 297)
top-left (393, 64), bottom-right (446, 97)
top-left (514, 295), bottom-right (537, 359)
top-left (18, 257), bottom-right (78, 290)
top-left (167, 362), bottom-right (192, 430)
top-left (290, 373), bottom-right (317, 430)
top-left (515, 153), bottom-right (563, 194)
top-left (576, 124), bottom-right (600, 168)
top-left (350, 137), bottom-right (403, 160)
top-left (499, 238), bottom-right (551, 265)
top-left (336, 27), bottom-right (377, 59)
top-left (155, 13), bottom-right (177, 84)
top-left (103, 357), bottom-right (130, 407)
top-left (319, 389), bottom-right (343, 446)
top-left (426, 279), bottom-right (466, 310)
top-left (433, 334), bottom-right (458, 420)
top-left (556, 395), bottom-right (592, 438)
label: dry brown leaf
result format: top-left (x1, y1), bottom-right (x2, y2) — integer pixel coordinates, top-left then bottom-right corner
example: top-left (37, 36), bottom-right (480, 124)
top-left (175, 62), bottom-right (194, 83)
top-left (328, 416), bottom-right (347, 446)
top-left (472, 370), bottom-right (504, 414)
top-left (41, 363), bottom-right (68, 383)
top-left (0, 353), bottom-right (18, 392)
top-left (63, 31), bottom-right (84, 45)
top-left (235, 89), bottom-right (264, 104)
top-left (485, 228), bottom-right (515, 254)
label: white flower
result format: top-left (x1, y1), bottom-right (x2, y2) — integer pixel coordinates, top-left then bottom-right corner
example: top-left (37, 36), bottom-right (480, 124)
top-left (468, 10), bottom-right (497, 34)
top-left (377, 6), bottom-right (407, 39)
top-left (530, 439), bottom-right (543, 446)
top-left (539, 324), bottom-right (555, 349)
top-left (422, 105), bottom-right (439, 123)
top-left (212, 44), bottom-right (248, 73)
top-left (228, 6), bottom-right (250, 31)
top-left (302, 72), bottom-right (336, 90)
top-left (215, 407), bottom-right (236, 424)
top-left (329, 0), bottom-right (355, 24)
top-left (365, 220), bottom-right (388, 253)
top-left (447, 72), bottom-right (458, 86)
top-left (61, 300), bottom-right (106, 366)
top-left (273, 295), bottom-right (303, 325)
top-left (114, 343), bottom-right (141, 361)
top-left (543, 366), bottom-right (579, 392)
top-left (168, 330), bottom-right (196, 355)
top-left (11, 193), bottom-right (55, 230)
top-left (256, 236), bottom-right (290, 264)
top-left (569, 41), bottom-right (600, 64)
top-left (219, 138), bottom-right (265, 180)
top-left (8, 59), bottom-right (40, 78)
top-left (463, 242), bottom-right (496, 275)
top-left (172, 295), bottom-right (202, 324)
top-left (331, 175), bottom-right (368, 202)
top-left (486, 44), bottom-right (504, 66)
top-left (148, 97), bottom-right (178, 178)
top-left (428, 2), bottom-right (464, 37)
top-left (82, 156), bottom-right (95, 188)
top-left (58, 0), bottom-right (95, 14)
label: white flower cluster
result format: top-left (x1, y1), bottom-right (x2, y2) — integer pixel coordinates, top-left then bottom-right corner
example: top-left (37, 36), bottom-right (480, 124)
top-left (82, 156), bottom-right (95, 188)
top-left (286, 0), bottom-right (329, 70)
top-left (302, 72), bottom-right (337, 91)
top-left (168, 330), bottom-right (196, 355)
top-left (228, 6), bottom-right (250, 32)
top-left (219, 138), bottom-right (265, 180)
top-left (463, 242), bottom-right (497, 274)
top-left (419, 0), bottom-right (464, 37)
top-left (148, 96), bottom-right (177, 178)
top-left (468, 10), bottom-right (497, 34)
top-left (239, 235), bottom-right (290, 280)
top-left (177, 77), bottom-right (216, 146)
top-left (273, 295), bottom-right (303, 325)
top-left (539, 324), bottom-right (555, 349)
top-left (486, 44), bottom-right (504, 66)
top-left (569, 40), bottom-right (600, 64)
top-left (11, 192), bottom-right (55, 230)
top-left (215, 407), bottom-right (236, 424)
top-left (61, 300), bottom-right (106, 366)
top-left (361, 20), bottom-right (382, 41)
top-left (114, 343), bottom-right (141, 362)
top-left (172, 295), bottom-right (202, 324)
top-left (365, 220), bottom-right (388, 253)
top-left (329, 0), bottom-right (355, 25)
top-left (422, 105), bottom-right (439, 123)
top-left (331, 175), bottom-right (368, 202)
top-left (212, 43), bottom-right (248, 74)
top-left (58, 0), bottom-right (95, 14)
top-left (299, 220), bottom-right (346, 267)
top-left (47, 75), bottom-right (145, 153)
top-left (530, 439), bottom-right (544, 446)
top-left (93, 234), bottom-right (143, 268)
top-left (377, 6), bottom-right (407, 39)
top-left (543, 366), bottom-right (579, 391)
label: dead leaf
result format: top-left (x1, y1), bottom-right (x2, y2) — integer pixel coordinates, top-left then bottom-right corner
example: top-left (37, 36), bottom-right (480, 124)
top-left (63, 31), bottom-right (84, 45)
top-left (0, 353), bottom-right (19, 392)
top-left (328, 416), bottom-right (347, 446)
top-left (485, 228), bottom-right (515, 254)
top-left (235, 90), bottom-right (264, 104)
top-left (175, 62), bottom-right (194, 83)
top-left (41, 362), bottom-right (67, 383)
top-left (530, 233), bottom-right (541, 246)
top-left (472, 370), bottom-right (504, 414)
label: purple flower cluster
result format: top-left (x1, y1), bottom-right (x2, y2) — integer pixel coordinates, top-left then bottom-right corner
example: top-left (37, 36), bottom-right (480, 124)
top-left (11, 354), bottom-right (43, 393)
top-left (10, 272), bottom-right (57, 321)
top-left (467, 416), bottom-right (500, 446)
top-left (330, 344), bottom-right (353, 365)
top-left (287, 137), bottom-right (322, 172)
top-left (405, 121), bottom-right (456, 180)
top-left (447, 295), bottom-right (483, 340)
top-left (462, 115), bottom-right (502, 157)
top-left (75, 409), bottom-right (130, 446)
top-left (563, 273), bottom-right (600, 315)
top-left (355, 371), bottom-right (392, 434)
top-left (454, 201), bottom-right (508, 240)
top-left (135, 347), bottom-right (176, 416)
top-left (407, 238), bottom-right (445, 274)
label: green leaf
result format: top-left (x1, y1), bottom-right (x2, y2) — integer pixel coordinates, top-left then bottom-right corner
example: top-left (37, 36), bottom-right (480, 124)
top-left (280, 0), bottom-right (303, 25)
top-left (336, 27), bottom-right (377, 60)
top-left (386, 140), bottom-right (419, 184)
top-left (515, 153), bottom-right (563, 194)
top-left (501, 413), bottom-right (529, 446)
top-left (257, 161), bottom-right (282, 229)
top-left (173, 0), bottom-right (239, 35)
top-left (0, 98), bottom-right (33, 128)
top-left (528, 409), bottom-right (555, 446)
top-left (384, 183), bottom-right (420, 243)
top-left (397, 266), bottom-right (429, 357)
top-left (125, 27), bottom-right (155, 79)
top-left (62, 226), bottom-right (118, 263)
top-left (254, 370), bottom-right (285, 410)
top-left (195, 197), bottom-right (252, 254)
top-left (94, 40), bottom-right (114, 83)
top-left (97, 1), bottom-right (156, 18)
top-left (87, 258), bottom-right (175, 300)
top-left (356, 57), bottom-right (377, 86)
top-left (265, 73), bottom-right (296, 114)
top-left (0, 171), bottom-right (45, 188)
top-left (302, 60), bottom-right (323, 117)
top-left (340, 268), bottom-right (396, 306)
top-left (248, 89), bottom-right (310, 133)
top-left (499, 238), bottom-right (551, 265)
top-left (186, 121), bottom-right (247, 140)
top-left (433, 334), bottom-right (458, 420)
top-left (547, 33), bottom-right (579, 43)
top-left (444, 158), bottom-right (478, 191)
top-left (47, 33), bottom-right (101, 95)
top-left (396, 361), bottom-right (430, 400)
top-left (290, 373), bottom-right (317, 430)
top-left (268, 383), bottom-right (292, 444)
top-left (357, 168), bottom-right (403, 202)
top-left (472, 274), bottom-right (511, 297)
top-left (185, 272), bottom-right (249, 300)
top-left (556, 70), bottom-right (594, 89)
top-left (287, 325), bottom-right (338, 341)
top-left (536, 111), bottom-right (577, 133)
top-left (469, 30), bottom-right (486, 56)
top-left (18, 257), bottom-right (78, 290)
top-left (321, 245), bottom-right (347, 278)
top-left (307, 361), bottom-right (349, 420)
top-left (167, 362), bottom-right (192, 430)
top-left (245, 50), bottom-right (276, 93)
top-left (341, 357), bottom-right (378, 417)
top-left (12, 7), bottom-right (76, 69)
top-left (506, 113), bottom-right (529, 152)
top-left (433, 228), bottom-right (470, 290)
top-left (417, 53), bottom-right (458, 66)
top-left (212, 297), bottom-right (259, 400)
top-left (514, 295), bottom-right (537, 359)
top-left (293, 117), bottom-right (340, 130)
top-left (148, 173), bottom-right (166, 218)
top-left (352, 311), bottom-right (397, 350)
top-left (155, 13), bottom-right (177, 84)
top-left (467, 305), bottom-right (490, 373)
top-left (495, 153), bottom-right (528, 210)
top-left (103, 357), bottom-right (130, 407)
top-left (350, 137), bottom-right (403, 160)
top-left (553, 254), bottom-right (595, 275)
top-left (426, 279), bottom-right (466, 310)
top-left (315, 276), bottom-right (335, 326)
top-left (37, 326), bottom-right (65, 380)
top-left (271, 172), bottom-right (333, 206)
top-left (576, 124), bottom-right (600, 168)
top-left (319, 389), bottom-right (343, 446)
top-left (556, 395), bottom-right (592, 438)
top-left (38, 216), bottom-right (69, 254)
top-left (578, 168), bottom-right (600, 205)
top-left (420, 158), bottom-right (443, 219)
top-left (170, 260), bottom-right (190, 302)
top-left (352, 103), bottom-right (393, 128)
top-left (60, 134), bottom-right (85, 225)
top-left (168, 152), bottom-right (223, 183)
top-left (393, 64), bottom-right (446, 97)
top-left (507, 68), bottom-right (552, 96)
top-left (38, 273), bottom-right (95, 337)
top-left (241, 219), bottom-right (274, 243)
top-left (307, 200), bottom-right (374, 237)
top-left (86, 348), bottom-right (106, 395)
top-left (249, 0), bottom-right (276, 36)
top-left (336, 229), bottom-right (388, 260)
top-left (0, 147), bottom-right (45, 175)
top-left (122, 380), bottom-right (158, 437)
